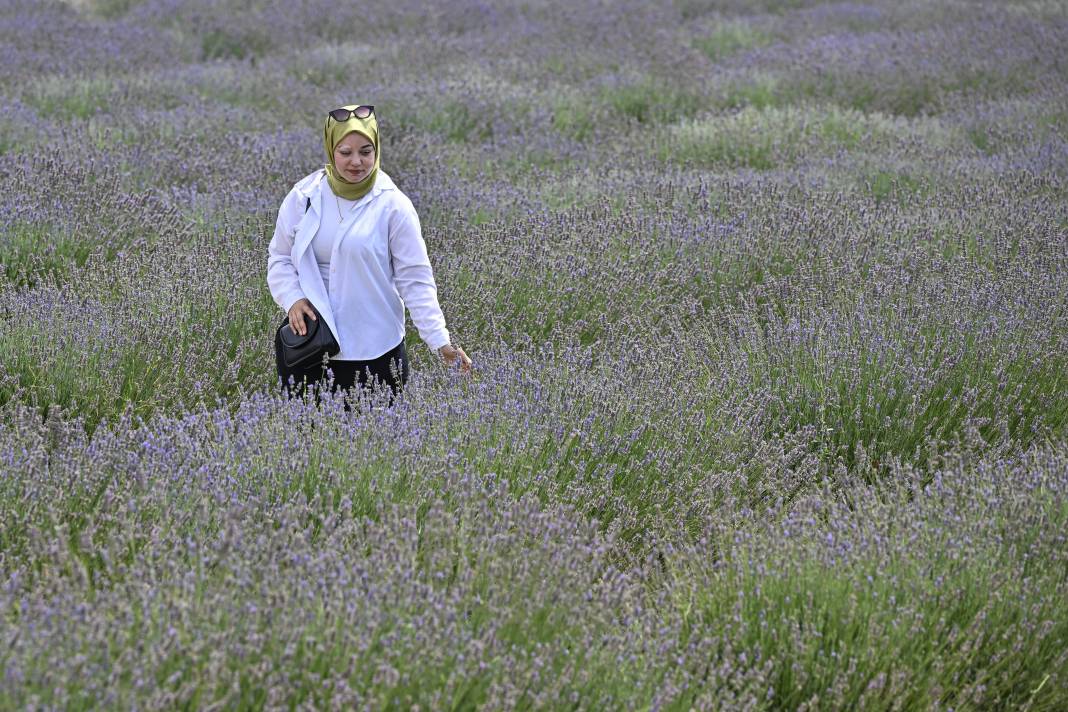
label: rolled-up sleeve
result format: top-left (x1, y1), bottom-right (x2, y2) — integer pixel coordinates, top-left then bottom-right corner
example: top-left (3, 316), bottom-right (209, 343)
top-left (388, 204), bottom-right (450, 352)
top-left (267, 188), bottom-right (307, 314)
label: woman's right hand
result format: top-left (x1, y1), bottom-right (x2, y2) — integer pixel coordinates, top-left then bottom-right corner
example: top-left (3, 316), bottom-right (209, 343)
top-left (287, 298), bottom-right (317, 336)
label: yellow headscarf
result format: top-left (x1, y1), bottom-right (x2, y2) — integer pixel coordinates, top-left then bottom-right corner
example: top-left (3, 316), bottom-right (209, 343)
top-left (323, 105), bottom-right (380, 201)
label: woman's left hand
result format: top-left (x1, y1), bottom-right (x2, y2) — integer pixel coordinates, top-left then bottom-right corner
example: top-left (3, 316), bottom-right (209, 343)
top-left (439, 344), bottom-right (473, 375)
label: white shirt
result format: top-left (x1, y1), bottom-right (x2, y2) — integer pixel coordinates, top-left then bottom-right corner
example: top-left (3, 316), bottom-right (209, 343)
top-left (267, 169), bottom-right (451, 360)
top-left (310, 192), bottom-right (356, 291)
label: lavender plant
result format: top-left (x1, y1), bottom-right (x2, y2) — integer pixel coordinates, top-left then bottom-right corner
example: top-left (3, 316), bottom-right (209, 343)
top-left (1, 0), bottom-right (1067, 707)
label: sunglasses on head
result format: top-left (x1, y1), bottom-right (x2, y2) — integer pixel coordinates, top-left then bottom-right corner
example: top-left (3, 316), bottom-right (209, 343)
top-left (328, 105), bottom-right (374, 122)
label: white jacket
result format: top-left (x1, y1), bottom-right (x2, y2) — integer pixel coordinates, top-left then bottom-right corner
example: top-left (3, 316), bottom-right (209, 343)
top-left (267, 169), bottom-right (450, 360)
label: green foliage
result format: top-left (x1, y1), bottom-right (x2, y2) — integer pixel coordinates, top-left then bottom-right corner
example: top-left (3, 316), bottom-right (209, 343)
top-left (865, 169), bottom-right (926, 205)
top-left (551, 96), bottom-right (596, 141)
top-left (392, 99), bottom-right (495, 143)
top-left (0, 237), bottom-right (280, 433)
top-left (24, 76), bottom-right (116, 120)
top-left (188, 64), bottom-right (290, 113)
top-left (966, 125), bottom-right (993, 153)
top-left (796, 66), bottom-right (1036, 118)
top-left (672, 529), bottom-right (1068, 709)
top-left (694, 21), bottom-right (771, 61)
top-left (602, 80), bottom-right (704, 125)
top-left (78, 0), bottom-right (139, 19)
top-left (742, 323), bottom-right (1068, 477)
top-left (665, 105), bottom-right (883, 170)
top-left (201, 29), bottom-right (254, 62)
top-left (721, 73), bottom-right (786, 110)
top-left (677, 127), bottom-right (774, 170)
top-left (817, 109), bottom-right (868, 148)
top-left (286, 44), bottom-right (377, 88)
top-left (1038, 107), bottom-right (1068, 134)
top-left (0, 222), bottom-right (75, 285)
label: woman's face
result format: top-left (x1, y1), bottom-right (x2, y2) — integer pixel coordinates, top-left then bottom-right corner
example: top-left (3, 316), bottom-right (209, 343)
top-left (333, 132), bottom-right (375, 182)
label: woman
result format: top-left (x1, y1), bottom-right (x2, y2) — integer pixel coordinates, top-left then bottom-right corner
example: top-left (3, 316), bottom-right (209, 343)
top-left (268, 104), bottom-right (471, 401)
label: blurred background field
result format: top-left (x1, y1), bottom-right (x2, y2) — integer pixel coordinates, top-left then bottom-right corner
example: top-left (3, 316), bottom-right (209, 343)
top-left (1, 0), bottom-right (1067, 708)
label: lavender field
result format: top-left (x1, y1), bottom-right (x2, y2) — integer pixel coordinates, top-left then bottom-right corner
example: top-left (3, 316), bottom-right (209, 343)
top-left (2, 0), bottom-right (1068, 708)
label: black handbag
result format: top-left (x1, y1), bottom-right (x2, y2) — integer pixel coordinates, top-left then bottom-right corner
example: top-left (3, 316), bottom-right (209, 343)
top-left (275, 306), bottom-right (340, 369)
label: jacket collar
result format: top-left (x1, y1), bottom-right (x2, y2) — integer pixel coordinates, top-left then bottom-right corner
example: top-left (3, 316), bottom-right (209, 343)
top-left (292, 170), bottom-right (397, 265)
top-left (298, 169), bottom-right (397, 213)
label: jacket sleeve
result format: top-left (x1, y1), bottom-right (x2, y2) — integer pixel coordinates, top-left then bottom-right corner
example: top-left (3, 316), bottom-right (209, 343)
top-left (388, 202), bottom-right (451, 352)
top-left (267, 187), bottom-right (307, 314)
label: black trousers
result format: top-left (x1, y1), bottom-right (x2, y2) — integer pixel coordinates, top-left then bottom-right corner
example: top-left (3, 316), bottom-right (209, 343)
top-left (276, 334), bottom-right (409, 404)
